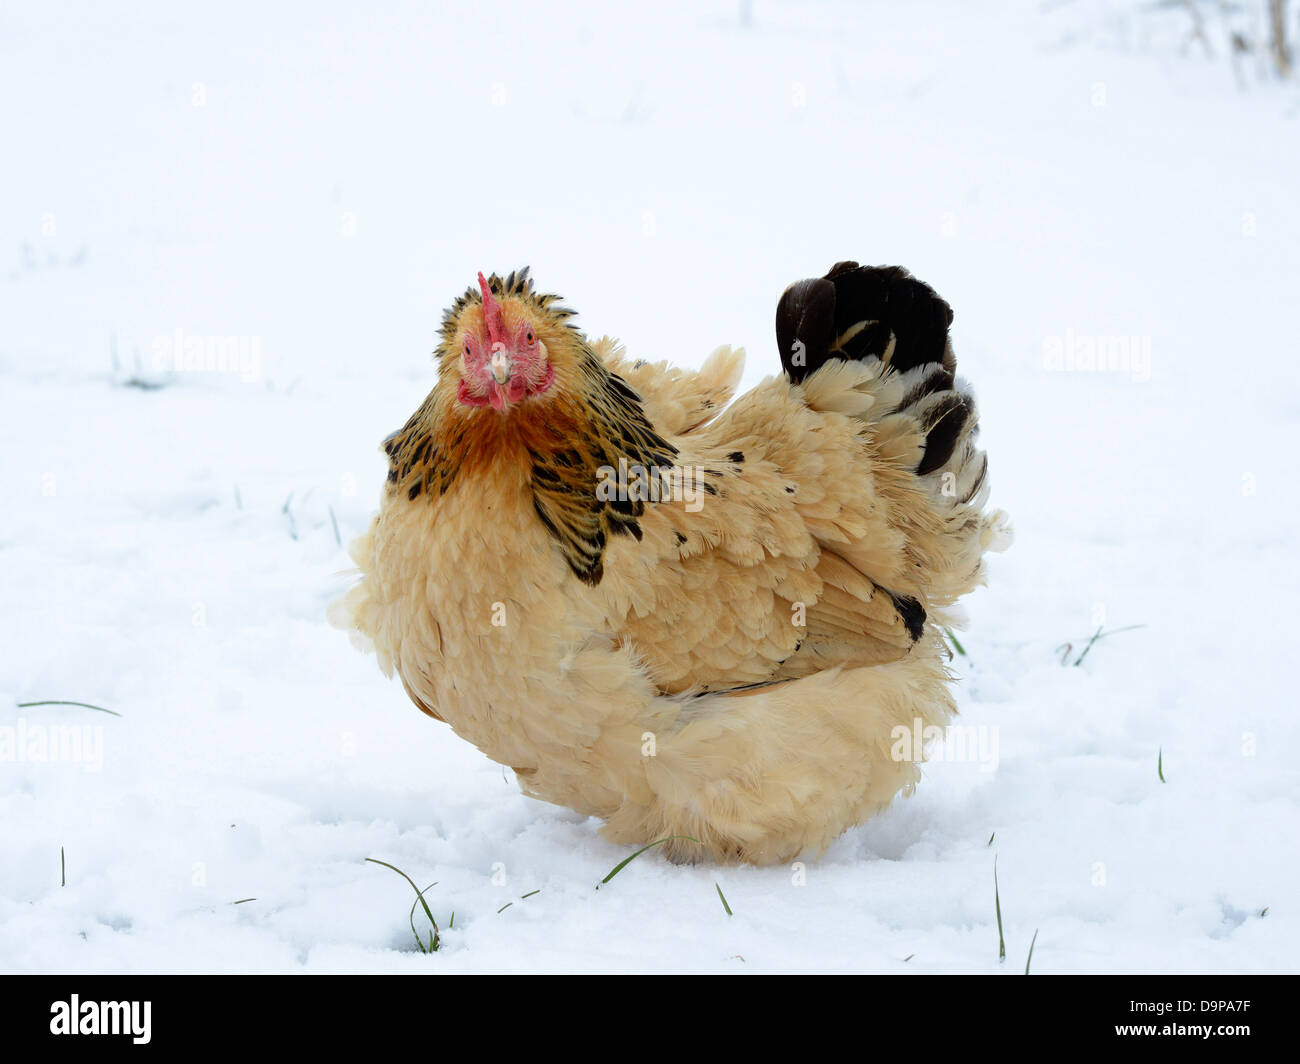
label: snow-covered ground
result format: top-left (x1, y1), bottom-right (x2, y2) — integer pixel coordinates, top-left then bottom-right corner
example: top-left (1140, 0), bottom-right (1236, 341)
top-left (2, 0), bottom-right (1297, 973)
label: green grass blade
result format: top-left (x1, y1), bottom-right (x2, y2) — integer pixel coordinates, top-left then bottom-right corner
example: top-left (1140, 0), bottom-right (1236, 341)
top-left (520, 890), bottom-right (540, 900)
top-left (60, 846), bottom-right (65, 887)
top-left (1072, 626), bottom-right (1104, 667)
top-left (18, 700), bottom-right (121, 717)
top-left (366, 859), bottom-right (438, 929)
top-left (1025, 928), bottom-right (1039, 975)
top-left (995, 856), bottom-right (1006, 963)
top-left (405, 881), bottom-right (440, 950)
top-left (366, 858), bottom-right (440, 952)
top-left (715, 882), bottom-right (733, 916)
top-left (1073, 624), bottom-right (1146, 667)
top-left (944, 627), bottom-right (967, 657)
top-left (1158, 747), bottom-right (1166, 783)
top-left (597, 836), bottom-right (700, 887)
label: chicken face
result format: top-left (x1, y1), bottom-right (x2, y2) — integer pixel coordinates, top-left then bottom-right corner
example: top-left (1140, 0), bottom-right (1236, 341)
top-left (455, 272), bottom-right (557, 411)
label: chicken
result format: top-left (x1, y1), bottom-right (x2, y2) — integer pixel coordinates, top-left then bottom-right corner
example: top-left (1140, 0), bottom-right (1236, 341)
top-left (331, 262), bottom-right (1010, 865)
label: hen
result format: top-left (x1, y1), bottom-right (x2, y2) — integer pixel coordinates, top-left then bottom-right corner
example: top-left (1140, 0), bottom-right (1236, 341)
top-left (332, 263), bottom-right (1010, 864)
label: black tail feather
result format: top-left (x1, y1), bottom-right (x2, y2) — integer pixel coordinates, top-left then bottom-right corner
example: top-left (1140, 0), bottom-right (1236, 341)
top-left (776, 277), bottom-right (836, 384)
top-left (915, 392), bottom-right (974, 476)
top-left (777, 261), bottom-right (971, 474)
top-left (777, 262), bottom-right (955, 383)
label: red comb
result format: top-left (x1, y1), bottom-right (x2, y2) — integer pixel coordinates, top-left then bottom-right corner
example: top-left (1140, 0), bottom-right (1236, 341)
top-left (477, 271), bottom-right (506, 345)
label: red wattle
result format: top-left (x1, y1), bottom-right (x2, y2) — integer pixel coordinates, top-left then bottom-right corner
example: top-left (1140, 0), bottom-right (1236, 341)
top-left (457, 378), bottom-right (490, 407)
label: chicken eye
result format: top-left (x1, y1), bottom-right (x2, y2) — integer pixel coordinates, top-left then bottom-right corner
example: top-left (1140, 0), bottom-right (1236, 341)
top-left (463, 341), bottom-right (472, 356)
top-left (525, 329), bottom-right (535, 345)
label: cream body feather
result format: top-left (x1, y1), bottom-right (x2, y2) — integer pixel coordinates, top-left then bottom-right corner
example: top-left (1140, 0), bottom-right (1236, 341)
top-left (335, 285), bottom-right (1009, 864)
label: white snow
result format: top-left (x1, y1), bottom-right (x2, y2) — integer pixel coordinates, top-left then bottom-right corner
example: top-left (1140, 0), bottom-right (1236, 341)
top-left (2, 0), bottom-right (1297, 973)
